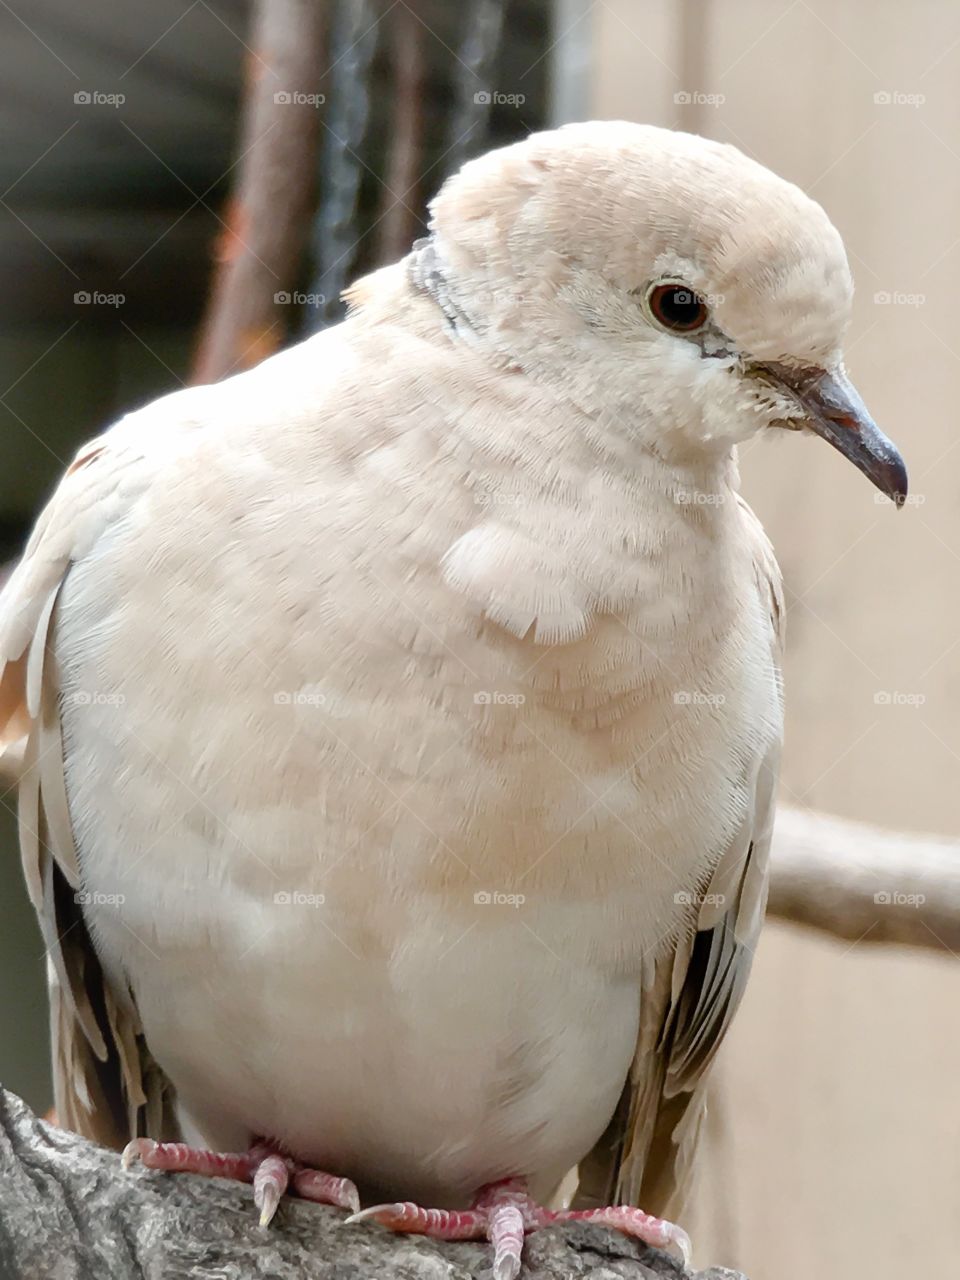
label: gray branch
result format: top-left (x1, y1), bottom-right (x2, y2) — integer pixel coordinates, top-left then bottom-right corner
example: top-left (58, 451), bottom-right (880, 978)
top-left (0, 1088), bottom-right (746, 1280)
top-left (768, 806), bottom-right (960, 953)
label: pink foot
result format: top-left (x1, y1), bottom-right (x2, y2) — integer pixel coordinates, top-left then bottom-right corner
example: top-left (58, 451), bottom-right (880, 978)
top-left (121, 1137), bottom-right (360, 1226)
top-left (346, 1177), bottom-right (691, 1280)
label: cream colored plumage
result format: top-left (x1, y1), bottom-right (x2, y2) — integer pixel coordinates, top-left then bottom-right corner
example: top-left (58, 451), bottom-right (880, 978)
top-left (0, 122), bottom-right (903, 1251)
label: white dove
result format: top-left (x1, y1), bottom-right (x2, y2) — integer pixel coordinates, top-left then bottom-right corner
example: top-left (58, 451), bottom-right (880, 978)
top-left (0, 122), bottom-right (905, 1279)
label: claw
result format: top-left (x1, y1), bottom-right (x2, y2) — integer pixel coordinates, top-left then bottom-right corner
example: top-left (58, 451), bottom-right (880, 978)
top-left (121, 1138), bottom-right (156, 1171)
top-left (253, 1153), bottom-right (290, 1228)
top-left (341, 1184), bottom-right (361, 1215)
top-left (669, 1223), bottom-right (692, 1268)
top-left (345, 1202), bottom-right (402, 1226)
top-left (257, 1184), bottom-right (282, 1228)
top-left (492, 1254), bottom-right (522, 1280)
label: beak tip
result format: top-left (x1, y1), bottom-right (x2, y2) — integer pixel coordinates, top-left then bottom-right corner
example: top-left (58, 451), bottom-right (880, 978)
top-left (759, 363), bottom-right (907, 509)
top-left (885, 458), bottom-right (909, 509)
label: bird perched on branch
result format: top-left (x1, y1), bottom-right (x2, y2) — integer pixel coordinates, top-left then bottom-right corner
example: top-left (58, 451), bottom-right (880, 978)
top-left (0, 122), bottom-right (905, 1279)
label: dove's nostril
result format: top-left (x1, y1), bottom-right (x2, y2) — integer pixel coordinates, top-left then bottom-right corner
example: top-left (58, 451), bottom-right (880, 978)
top-left (829, 412), bottom-right (859, 431)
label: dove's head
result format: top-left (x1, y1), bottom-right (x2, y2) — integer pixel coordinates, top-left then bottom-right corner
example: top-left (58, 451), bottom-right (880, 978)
top-left (417, 121), bottom-right (906, 503)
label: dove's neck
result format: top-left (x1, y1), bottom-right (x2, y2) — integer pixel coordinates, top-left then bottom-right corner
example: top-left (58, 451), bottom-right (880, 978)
top-left (348, 261), bottom-right (754, 648)
top-left (437, 382), bottom-right (749, 658)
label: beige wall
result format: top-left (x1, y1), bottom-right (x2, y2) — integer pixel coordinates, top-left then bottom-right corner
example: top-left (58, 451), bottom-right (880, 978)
top-left (591, 3), bottom-right (960, 1277)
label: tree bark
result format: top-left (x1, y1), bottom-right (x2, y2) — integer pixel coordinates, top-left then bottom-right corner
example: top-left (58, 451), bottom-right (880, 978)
top-left (191, 0), bottom-right (325, 385)
top-left (0, 1089), bottom-right (745, 1280)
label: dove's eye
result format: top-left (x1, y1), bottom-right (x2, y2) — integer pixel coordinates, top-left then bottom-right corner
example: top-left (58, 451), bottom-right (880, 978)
top-left (646, 282), bottom-right (709, 334)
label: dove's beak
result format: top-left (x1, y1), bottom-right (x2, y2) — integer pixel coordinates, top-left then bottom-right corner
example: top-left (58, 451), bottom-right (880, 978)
top-left (758, 362), bottom-right (908, 507)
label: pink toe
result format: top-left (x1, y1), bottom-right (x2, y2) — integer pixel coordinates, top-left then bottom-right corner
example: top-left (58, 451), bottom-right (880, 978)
top-left (292, 1168), bottom-right (360, 1213)
top-left (554, 1204), bottom-right (692, 1264)
top-left (347, 1202), bottom-right (489, 1241)
top-left (489, 1202), bottom-right (525, 1280)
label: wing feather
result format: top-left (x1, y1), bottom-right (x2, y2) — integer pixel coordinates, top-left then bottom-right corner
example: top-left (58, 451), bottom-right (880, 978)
top-left (0, 419), bottom-right (179, 1147)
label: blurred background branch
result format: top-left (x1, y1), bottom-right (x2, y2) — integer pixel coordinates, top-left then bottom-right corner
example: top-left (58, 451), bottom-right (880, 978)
top-left (768, 808), bottom-right (960, 954)
top-left (191, 0), bottom-right (325, 383)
